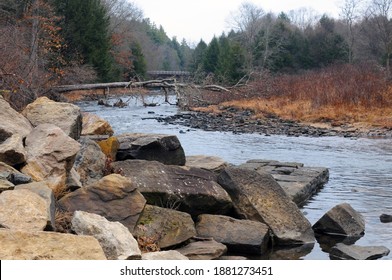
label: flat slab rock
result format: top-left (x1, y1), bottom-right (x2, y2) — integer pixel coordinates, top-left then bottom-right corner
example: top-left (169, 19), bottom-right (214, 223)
top-left (175, 239), bottom-right (227, 260)
top-left (239, 159), bottom-right (329, 206)
top-left (0, 229), bottom-right (106, 260)
top-left (329, 243), bottom-right (390, 260)
top-left (196, 214), bottom-right (270, 255)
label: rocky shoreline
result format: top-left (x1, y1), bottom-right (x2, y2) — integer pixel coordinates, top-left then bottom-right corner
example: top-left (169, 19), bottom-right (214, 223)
top-left (0, 96), bottom-right (390, 260)
top-left (157, 107), bottom-right (392, 138)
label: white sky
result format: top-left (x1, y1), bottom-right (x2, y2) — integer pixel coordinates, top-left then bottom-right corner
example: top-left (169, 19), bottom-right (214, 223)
top-left (130, 0), bottom-right (342, 44)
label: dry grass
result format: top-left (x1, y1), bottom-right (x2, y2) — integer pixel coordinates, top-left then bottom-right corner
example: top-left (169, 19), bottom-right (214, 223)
top-left (199, 64), bottom-right (392, 129)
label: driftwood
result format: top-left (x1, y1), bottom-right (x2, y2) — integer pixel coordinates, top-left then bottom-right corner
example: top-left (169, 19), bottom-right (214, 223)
top-left (54, 79), bottom-right (230, 93)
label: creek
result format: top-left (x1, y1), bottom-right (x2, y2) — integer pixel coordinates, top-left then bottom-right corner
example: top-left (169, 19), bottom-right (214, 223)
top-left (77, 93), bottom-right (392, 260)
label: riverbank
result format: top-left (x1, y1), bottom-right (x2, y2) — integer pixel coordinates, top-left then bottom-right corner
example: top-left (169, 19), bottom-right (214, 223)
top-left (158, 105), bottom-right (392, 138)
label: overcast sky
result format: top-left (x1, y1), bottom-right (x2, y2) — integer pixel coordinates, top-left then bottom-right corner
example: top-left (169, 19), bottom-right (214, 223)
top-left (130, 0), bottom-right (342, 44)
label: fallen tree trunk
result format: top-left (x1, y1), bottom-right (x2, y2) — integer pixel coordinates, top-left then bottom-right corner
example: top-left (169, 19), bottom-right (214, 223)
top-left (54, 79), bottom-right (230, 93)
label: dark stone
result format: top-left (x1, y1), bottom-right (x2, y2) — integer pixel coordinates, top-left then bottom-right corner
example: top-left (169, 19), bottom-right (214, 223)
top-left (116, 133), bottom-right (186, 166)
top-left (313, 203), bottom-right (365, 237)
top-left (380, 214), bottom-right (392, 223)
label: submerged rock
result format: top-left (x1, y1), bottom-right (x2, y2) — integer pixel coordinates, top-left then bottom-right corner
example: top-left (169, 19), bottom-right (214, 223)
top-left (329, 243), bottom-right (390, 260)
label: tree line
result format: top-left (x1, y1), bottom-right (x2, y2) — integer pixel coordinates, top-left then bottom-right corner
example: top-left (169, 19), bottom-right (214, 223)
top-left (1, 0), bottom-right (392, 109)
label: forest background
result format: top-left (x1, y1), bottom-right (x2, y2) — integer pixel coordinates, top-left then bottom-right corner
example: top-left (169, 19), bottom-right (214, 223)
top-left (0, 0), bottom-right (391, 127)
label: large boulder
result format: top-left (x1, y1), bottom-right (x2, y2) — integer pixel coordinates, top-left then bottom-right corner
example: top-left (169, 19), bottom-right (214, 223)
top-left (73, 137), bottom-right (106, 186)
top-left (0, 189), bottom-right (52, 231)
top-left (312, 203), bottom-right (365, 237)
top-left (134, 205), bottom-right (196, 249)
top-left (116, 133), bottom-right (186, 165)
top-left (112, 160), bottom-right (233, 217)
top-left (0, 229), bottom-right (106, 260)
top-left (81, 112), bottom-right (114, 136)
top-left (21, 124), bottom-right (81, 191)
top-left (218, 167), bottom-right (315, 246)
top-left (329, 243), bottom-right (390, 260)
top-left (58, 174), bottom-right (146, 232)
top-left (71, 211), bottom-right (141, 260)
top-left (22, 97), bottom-right (82, 140)
top-left (0, 96), bottom-right (32, 166)
top-left (175, 239), bottom-right (227, 260)
top-left (196, 214), bottom-right (270, 255)
top-left (14, 181), bottom-right (56, 230)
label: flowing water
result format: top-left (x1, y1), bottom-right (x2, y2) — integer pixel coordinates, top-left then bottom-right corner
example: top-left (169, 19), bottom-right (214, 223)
top-left (78, 93), bottom-right (392, 260)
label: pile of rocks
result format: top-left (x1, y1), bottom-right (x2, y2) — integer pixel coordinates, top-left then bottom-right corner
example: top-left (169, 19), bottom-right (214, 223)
top-left (0, 96), bottom-right (389, 260)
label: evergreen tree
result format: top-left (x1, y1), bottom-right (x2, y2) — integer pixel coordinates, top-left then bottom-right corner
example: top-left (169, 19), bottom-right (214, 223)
top-left (191, 39), bottom-right (207, 73)
top-left (203, 37), bottom-right (220, 74)
top-left (52, 0), bottom-right (115, 82)
top-left (130, 42), bottom-right (146, 79)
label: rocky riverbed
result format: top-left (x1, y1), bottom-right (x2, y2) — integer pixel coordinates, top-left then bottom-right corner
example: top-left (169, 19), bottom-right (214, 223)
top-left (0, 95), bottom-right (390, 260)
top-left (157, 107), bottom-right (392, 138)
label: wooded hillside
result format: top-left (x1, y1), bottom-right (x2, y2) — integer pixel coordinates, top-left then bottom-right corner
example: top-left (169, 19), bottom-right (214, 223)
top-left (1, 0), bottom-right (392, 110)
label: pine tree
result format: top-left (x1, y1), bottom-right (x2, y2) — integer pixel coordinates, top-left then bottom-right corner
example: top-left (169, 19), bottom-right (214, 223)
top-left (52, 0), bottom-right (115, 82)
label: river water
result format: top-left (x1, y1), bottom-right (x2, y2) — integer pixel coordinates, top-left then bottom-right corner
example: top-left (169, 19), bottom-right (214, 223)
top-left (77, 93), bottom-right (392, 260)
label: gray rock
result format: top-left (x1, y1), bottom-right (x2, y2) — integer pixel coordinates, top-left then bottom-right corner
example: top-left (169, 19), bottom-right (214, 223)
top-left (218, 167), bottom-right (315, 246)
top-left (112, 160), bottom-right (233, 217)
top-left (22, 97), bottom-right (82, 140)
top-left (116, 133), bottom-right (186, 165)
top-left (58, 174), bottom-right (146, 232)
top-left (134, 205), bottom-right (196, 249)
top-left (142, 251), bottom-right (189, 260)
top-left (329, 243), bottom-right (390, 260)
top-left (0, 229), bottom-right (106, 260)
top-left (196, 214), bottom-right (270, 255)
top-left (313, 203), bottom-right (365, 237)
top-left (71, 211), bottom-right (141, 260)
top-left (176, 240), bottom-right (227, 260)
top-left (0, 189), bottom-right (51, 231)
top-left (14, 182), bottom-right (56, 230)
top-left (73, 137), bottom-right (106, 186)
